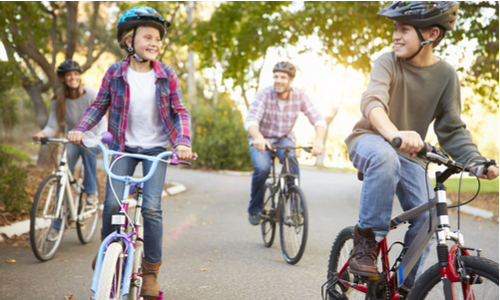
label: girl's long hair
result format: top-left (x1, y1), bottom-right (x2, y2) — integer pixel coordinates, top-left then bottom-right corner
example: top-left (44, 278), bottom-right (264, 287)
top-left (56, 78), bottom-right (84, 128)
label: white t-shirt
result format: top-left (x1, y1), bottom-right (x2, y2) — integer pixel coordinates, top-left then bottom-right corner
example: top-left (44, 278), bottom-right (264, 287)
top-left (125, 67), bottom-right (168, 149)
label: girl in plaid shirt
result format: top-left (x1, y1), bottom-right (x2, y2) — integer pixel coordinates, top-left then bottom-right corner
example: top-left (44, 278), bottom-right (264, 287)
top-left (68, 6), bottom-right (191, 298)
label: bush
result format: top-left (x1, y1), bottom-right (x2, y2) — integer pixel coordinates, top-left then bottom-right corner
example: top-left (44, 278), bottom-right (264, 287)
top-left (191, 94), bottom-right (253, 171)
top-left (0, 144), bottom-right (32, 214)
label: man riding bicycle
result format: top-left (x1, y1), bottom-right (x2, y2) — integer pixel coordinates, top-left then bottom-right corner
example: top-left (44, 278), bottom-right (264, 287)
top-left (245, 61), bottom-right (327, 226)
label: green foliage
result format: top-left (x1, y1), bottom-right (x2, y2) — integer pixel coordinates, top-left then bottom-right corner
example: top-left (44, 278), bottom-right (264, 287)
top-left (192, 2), bottom-right (292, 89)
top-left (191, 94), bottom-right (253, 171)
top-left (0, 144), bottom-right (32, 214)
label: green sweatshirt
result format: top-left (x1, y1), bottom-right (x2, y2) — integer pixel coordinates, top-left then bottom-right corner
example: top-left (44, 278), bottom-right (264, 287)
top-left (345, 51), bottom-right (481, 167)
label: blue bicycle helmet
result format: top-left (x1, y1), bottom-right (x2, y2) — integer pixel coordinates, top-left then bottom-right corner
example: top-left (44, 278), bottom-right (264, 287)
top-left (117, 6), bottom-right (170, 62)
top-left (117, 6), bottom-right (170, 42)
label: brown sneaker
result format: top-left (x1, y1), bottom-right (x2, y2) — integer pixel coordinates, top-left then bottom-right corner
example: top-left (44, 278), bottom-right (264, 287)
top-left (348, 225), bottom-right (379, 278)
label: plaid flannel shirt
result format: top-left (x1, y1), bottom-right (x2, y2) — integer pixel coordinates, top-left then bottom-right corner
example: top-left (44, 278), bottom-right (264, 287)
top-left (245, 86), bottom-right (325, 144)
top-left (74, 57), bottom-right (191, 152)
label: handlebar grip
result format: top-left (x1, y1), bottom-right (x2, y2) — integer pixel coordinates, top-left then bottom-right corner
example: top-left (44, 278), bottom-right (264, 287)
top-left (101, 132), bottom-right (113, 144)
top-left (391, 138), bottom-right (430, 157)
top-left (40, 137), bottom-right (49, 144)
top-left (391, 138), bottom-right (402, 148)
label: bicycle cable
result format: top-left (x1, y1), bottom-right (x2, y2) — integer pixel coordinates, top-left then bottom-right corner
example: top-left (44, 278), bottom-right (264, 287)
top-left (108, 153), bottom-right (173, 234)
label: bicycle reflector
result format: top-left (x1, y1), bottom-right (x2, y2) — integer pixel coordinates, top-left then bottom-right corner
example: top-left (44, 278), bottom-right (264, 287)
top-left (111, 214), bottom-right (126, 226)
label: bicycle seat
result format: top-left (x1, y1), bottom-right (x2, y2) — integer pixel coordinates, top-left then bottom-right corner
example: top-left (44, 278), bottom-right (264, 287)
top-left (357, 171), bottom-right (364, 181)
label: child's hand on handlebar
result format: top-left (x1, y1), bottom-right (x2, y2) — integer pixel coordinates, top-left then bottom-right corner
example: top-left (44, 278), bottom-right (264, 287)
top-left (67, 130), bottom-right (83, 145)
top-left (175, 145), bottom-right (192, 160)
top-left (390, 131), bottom-right (424, 158)
top-left (479, 165), bottom-right (499, 180)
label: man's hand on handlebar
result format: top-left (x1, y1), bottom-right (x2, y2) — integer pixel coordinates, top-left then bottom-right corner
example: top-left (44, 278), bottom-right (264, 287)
top-left (67, 130), bottom-right (83, 145)
top-left (311, 138), bottom-right (324, 157)
top-left (253, 137), bottom-right (272, 155)
top-left (389, 131), bottom-right (424, 158)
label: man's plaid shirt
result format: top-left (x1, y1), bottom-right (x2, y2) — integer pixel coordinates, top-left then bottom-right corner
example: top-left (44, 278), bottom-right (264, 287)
top-left (244, 86), bottom-right (326, 144)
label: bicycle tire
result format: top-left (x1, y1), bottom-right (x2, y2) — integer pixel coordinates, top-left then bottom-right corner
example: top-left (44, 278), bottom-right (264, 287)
top-left (326, 226), bottom-right (365, 300)
top-left (261, 183), bottom-right (276, 247)
top-left (279, 185), bottom-right (308, 264)
top-left (95, 242), bottom-right (124, 300)
top-left (407, 255), bottom-right (499, 300)
top-left (77, 178), bottom-right (100, 244)
top-left (30, 174), bottom-right (67, 262)
top-left (127, 224), bottom-right (144, 300)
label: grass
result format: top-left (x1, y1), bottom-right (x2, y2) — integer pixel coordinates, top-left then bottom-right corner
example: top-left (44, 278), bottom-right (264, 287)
top-left (433, 177), bottom-right (499, 194)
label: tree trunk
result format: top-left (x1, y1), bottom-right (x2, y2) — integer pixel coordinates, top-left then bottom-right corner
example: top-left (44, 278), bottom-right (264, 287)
top-left (315, 106), bottom-right (339, 166)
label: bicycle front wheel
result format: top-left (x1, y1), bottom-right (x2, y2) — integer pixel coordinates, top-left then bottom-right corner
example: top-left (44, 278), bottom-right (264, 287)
top-left (77, 179), bottom-right (100, 244)
top-left (407, 255), bottom-right (499, 300)
top-left (30, 174), bottom-right (67, 262)
top-left (279, 185), bottom-right (308, 264)
top-left (261, 183), bottom-right (276, 247)
top-left (95, 242), bottom-right (124, 300)
top-left (126, 239), bottom-right (143, 300)
top-left (326, 226), bottom-right (367, 300)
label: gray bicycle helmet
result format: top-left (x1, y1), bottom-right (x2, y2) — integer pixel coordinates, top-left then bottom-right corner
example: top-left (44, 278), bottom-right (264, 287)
top-left (377, 1), bottom-right (459, 31)
top-left (378, 1), bottom-right (459, 60)
top-left (273, 61), bottom-right (296, 78)
top-left (56, 60), bottom-right (82, 76)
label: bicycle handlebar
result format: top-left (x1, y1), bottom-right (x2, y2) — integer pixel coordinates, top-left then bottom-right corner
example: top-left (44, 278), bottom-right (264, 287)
top-left (86, 132), bottom-right (196, 184)
top-left (268, 145), bottom-right (312, 153)
top-left (391, 138), bottom-right (497, 176)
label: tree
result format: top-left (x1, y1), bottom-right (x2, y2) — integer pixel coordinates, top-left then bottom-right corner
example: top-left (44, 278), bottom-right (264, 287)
top-left (0, 1), bottom-right (114, 165)
top-left (192, 1), bottom-right (498, 112)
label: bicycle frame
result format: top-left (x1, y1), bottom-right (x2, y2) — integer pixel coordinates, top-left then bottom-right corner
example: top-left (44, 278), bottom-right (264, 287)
top-left (90, 143), bottom-right (182, 298)
top-left (48, 141), bottom-right (86, 226)
top-left (331, 168), bottom-right (479, 300)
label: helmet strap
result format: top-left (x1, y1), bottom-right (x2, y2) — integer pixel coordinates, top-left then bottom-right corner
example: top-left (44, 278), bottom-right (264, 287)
top-left (126, 27), bottom-right (149, 63)
top-left (405, 26), bottom-right (431, 61)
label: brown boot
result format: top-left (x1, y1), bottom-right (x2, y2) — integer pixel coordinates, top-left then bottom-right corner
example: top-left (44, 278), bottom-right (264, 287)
top-left (140, 258), bottom-right (162, 298)
top-left (91, 234), bottom-right (105, 270)
top-left (348, 225), bottom-right (379, 278)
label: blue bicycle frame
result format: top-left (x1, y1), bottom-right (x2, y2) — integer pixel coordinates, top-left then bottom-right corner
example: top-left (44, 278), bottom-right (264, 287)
top-left (89, 140), bottom-right (186, 298)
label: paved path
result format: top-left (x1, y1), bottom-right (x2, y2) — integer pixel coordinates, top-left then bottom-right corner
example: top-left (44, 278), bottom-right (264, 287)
top-left (0, 166), bottom-right (498, 299)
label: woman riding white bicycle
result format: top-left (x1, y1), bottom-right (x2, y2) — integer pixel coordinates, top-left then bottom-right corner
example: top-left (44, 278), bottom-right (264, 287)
top-left (32, 59), bottom-right (107, 239)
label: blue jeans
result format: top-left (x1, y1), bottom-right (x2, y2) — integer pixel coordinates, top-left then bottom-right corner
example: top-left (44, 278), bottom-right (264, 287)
top-left (67, 144), bottom-right (98, 194)
top-left (349, 134), bottom-right (434, 287)
top-left (248, 137), bottom-right (300, 215)
top-left (101, 146), bottom-right (167, 264)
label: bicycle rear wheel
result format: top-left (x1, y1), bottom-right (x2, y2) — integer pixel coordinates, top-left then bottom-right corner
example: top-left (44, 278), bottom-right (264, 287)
top-left (95, 242), bottom-right (124, 300)
top-left (326, 226), bottom-right (367, 300)
top-left (30, 174), bottom-right (67, 262)
top-left (407, 255), bottom-right (499, 300)
top-left (77, 179), bottom-right (100, 244)
top-left (261, 183), bottom-right (276, 247)
top-left (279, 185), bottom-right (308, 264)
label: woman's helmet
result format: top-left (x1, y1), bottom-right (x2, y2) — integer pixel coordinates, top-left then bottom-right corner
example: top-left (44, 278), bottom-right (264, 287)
top-left (273, 61), bottom-right (296, 78)
top-left (117, 6), bottom-right (170, 62)
top-left (378, 1), bottom-right (459, 31)
top-left (56, 60), bottom-right (82, 77)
